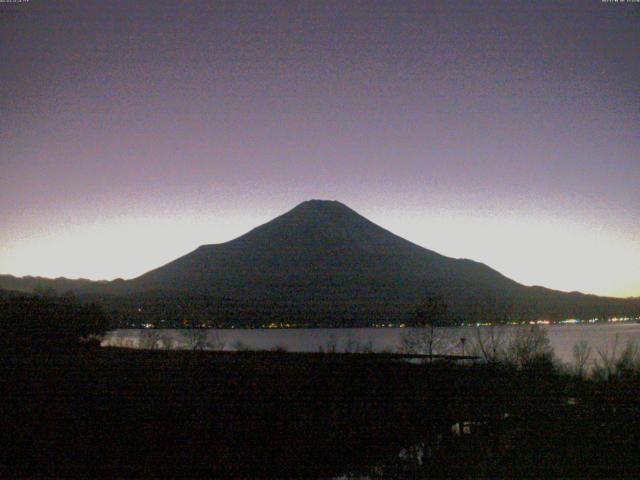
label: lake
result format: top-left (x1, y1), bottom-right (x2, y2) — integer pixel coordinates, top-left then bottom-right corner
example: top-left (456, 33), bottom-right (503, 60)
top-left (102, 323), bottom-right (640, 365)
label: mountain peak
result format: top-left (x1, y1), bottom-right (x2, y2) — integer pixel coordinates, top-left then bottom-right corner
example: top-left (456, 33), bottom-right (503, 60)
top-left (234, 199), bottom-right (386, 251)
top-left (296, 199), bottom-right (347, 207)
top-left (235, 200), bottom-right (363, 234)
top-left (291, 199), bottom-right (352, 214)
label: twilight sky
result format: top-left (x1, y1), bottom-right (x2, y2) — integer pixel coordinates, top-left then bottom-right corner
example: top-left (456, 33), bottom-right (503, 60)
top-left (1, 0), bottom-right (639, 297)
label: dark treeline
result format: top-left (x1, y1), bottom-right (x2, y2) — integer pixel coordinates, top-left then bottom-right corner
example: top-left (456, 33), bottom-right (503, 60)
top-left (86, 290), bottom-right (640, 329)
top-left (2, 272), bottom-right (640, 328)
top-left (2, 348), bottom-right (640, 478)
top-left (0, 288), bottom-right (111, 351)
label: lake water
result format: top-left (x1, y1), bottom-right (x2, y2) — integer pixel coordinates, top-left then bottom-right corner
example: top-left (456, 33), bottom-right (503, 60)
top-left (102, 323), bottom-right (640, 365)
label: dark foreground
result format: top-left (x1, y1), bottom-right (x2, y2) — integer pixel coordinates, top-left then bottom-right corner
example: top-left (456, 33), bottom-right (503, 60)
top-left (2, 348), bottom-right (639, 478)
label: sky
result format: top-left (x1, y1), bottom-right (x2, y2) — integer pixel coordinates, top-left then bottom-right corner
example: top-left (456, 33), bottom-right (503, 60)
top-left (1, 0), bottom-right (639, 297)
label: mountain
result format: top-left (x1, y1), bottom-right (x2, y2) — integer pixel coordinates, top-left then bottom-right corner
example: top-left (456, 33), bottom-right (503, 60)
top-left (2, 200), bottom-right (639, 326)
top-left (0, 275), bottom-right (127, 295)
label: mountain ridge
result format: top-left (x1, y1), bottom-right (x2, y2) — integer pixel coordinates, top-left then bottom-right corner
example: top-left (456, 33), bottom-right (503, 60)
top-left (1, 200), bottom-right (639, 325)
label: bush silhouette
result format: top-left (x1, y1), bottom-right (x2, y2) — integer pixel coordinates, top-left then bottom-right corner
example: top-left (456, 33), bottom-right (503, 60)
top-left (0, 290), bottom-right (111, 352)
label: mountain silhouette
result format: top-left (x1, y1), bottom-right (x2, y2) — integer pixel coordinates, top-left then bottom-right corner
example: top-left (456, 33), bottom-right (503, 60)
top-left (1, 200), bottom-right (639, 325)
top-left (135, 200), bottom-right (510, 289)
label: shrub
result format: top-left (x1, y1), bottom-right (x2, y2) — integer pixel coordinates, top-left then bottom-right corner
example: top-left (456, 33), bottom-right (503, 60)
top-left (0, 291), bottom-right (111, 352)
top-left (592, 335), bottom-right (640, 381)
top-left (505, 325), bottom-right (554, 369)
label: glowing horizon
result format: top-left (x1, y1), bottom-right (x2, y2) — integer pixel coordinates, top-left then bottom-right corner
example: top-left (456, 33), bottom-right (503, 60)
top-left (1, 198), bottom-right (638, 299)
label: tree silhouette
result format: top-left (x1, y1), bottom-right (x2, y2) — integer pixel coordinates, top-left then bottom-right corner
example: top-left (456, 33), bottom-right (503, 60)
top-left (413, 296), bottom-right (448, 327)
top-left (401, 296), bottom-right (452, 360)
top-left (0, 291), bottom-right (111, 352)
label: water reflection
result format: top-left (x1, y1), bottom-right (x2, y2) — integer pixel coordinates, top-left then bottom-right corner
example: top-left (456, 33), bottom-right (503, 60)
top-left (102, 323), bottom-right (640, 365)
